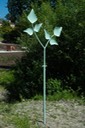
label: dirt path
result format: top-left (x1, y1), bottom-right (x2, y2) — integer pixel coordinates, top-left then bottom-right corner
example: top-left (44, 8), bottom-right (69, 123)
top-left (0, 100), bottom-right (85, 128)
top-left (0, 87), bottom-right (85, 128)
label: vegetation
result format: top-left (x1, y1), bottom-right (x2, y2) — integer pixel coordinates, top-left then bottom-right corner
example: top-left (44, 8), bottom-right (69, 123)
top-left (0, 101), bottom-right (36, 128)
top-left (0, 69), bottom-right (84, 102)
top-left (0, 98), bottom-right (84, 128)
top-left (0, 69), bottom-right (84, 128)
top-left (0, 1), bottom-right (85, 127)
top-left (7, 0), bottom-right (52, 22)
top-left (0, 0), bottom-right (85, 101)
top-left (0, 19), bottom-right (17, 43)
top-left (0, 69), bottom-right (14, 86)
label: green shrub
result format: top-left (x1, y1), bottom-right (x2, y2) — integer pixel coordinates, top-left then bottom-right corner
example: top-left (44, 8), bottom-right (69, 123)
top-left (5, 0), bottom-right (85, 101)
top-left (46, 78), bottom-right (79, 100)
top-left (0, 70), bottom-right (14, 86)
top-left (47, 88), bottom-right (78, 101)
top-left (47, 78), bottom-right (62, 95)
top-left (5, 51), bottom-right (43, 101)
top-left (33, 94), bottom-right (43, 100)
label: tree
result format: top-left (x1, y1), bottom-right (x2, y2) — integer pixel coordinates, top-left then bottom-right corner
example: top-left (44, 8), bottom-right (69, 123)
top-left (7, 0), bottom-right (57, 22)
top-left (7, 0), bottom-right (31, 22)
top-left (6, 0), bottom-right (85, 101)
top-left (0, 20), bottom-right (13, 42)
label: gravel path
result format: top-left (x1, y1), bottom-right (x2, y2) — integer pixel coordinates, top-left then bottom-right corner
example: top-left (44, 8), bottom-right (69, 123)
top-left (20, 100), bottom-right (85, 128)
top-left (0, 100), bottom-right (84, 128)
top-left (0, 89), bottom-right (85, 128)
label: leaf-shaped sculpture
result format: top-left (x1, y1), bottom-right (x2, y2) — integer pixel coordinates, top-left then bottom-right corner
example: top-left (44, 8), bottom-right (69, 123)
top-left (49, 39), bottom-right (58, 45)
top-left (24, 28), bottom-right (33, 35)
top-left (54, 27), bottom-right (62, 37)
top-left (44, 29), bottom-right (51, 40)
top-left (34, 23), bottom-right (42, 32)
top-left (27, 9), bottom-right (37, 23)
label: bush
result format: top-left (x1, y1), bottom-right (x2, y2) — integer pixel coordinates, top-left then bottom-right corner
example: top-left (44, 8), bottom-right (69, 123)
top-left (47, 78), bottom-right (62, 95)
top-left (0, 70), bottom-right (14, 86)
top-left (6, 0), bottom-right (85, 101)
top-left (6, 50), bottom-right (43, 101)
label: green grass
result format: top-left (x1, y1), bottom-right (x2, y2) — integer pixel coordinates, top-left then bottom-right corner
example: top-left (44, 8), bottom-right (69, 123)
top-left (0, 89), bottom-right (84, 128)
top-left (0, 69), bottom-right (14, 86)
top-left (0, 37), bottom-right (4, 41)
top-left (0, 85), bottom-right (4, 91)
top-left (47, 91), bottom-right (77, 101)
top-left (32, 91), bottom-right (85, 104)
top-left (32, 94), bottom-right (43, 100)
top-left (0, 102), bottom-right (37, 128)
top-left (0, 69), bottom-right (84, 103)
top-left (11, 116), bottom-right (32, 128)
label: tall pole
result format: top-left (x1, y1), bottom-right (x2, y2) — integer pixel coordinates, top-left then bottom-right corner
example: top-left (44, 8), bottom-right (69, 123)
top-left (24, 9), bottom-right (62, 127)
top-left (43, 47), bottom-right (46, 125)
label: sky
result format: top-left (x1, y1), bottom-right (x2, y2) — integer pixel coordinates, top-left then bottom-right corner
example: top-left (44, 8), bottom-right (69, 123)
top-left (0, 0), bottom-right (8, 19)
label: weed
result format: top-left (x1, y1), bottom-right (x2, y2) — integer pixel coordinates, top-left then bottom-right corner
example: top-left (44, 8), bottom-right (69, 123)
top-left (11, 116), bottom-right (31, 128)
top-left (0, 69), bottom-right (14, 86)
top-left (33, 94), bottom-right (43, 100)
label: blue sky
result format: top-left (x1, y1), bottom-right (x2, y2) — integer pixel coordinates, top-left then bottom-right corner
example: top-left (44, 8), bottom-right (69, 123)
top-left (0, 0), bottom-right (8, 19)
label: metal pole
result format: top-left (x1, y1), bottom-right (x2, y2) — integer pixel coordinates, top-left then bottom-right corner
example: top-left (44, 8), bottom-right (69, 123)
top-left (43, 47), bottom-right (46, 125)
top-left (34, 30), bottom-right (47, 126)
top-left (24, 9), bottom-right (62, 127)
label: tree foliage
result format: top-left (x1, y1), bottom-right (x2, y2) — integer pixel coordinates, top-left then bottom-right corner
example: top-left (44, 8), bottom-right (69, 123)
top-left (7, 0), bottom-right (55, 22)
top-left (7, 0), bottom-right (31, 22)
top-left (0, 20), bottom-right (13, 41)
top-left (6, 0), bottom-right (85, 100)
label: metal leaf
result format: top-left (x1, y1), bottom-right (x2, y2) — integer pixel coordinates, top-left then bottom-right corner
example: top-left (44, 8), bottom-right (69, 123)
top-left (49, 39), bottom-right (58, 45)
top-left (44, 29), bottom-right (51, 40)
top-left (34, 23), bottom-right (42, 32)
top-left (24, 28), bottom-right (33, 35)
top-left (27, 9), bottom-right (37, 23)
top-left (54, 27), bottom-right (62, 37)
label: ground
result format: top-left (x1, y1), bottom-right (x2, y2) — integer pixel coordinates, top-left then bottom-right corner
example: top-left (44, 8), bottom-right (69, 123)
top-left (0, 89), bottom-right (85, 128)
